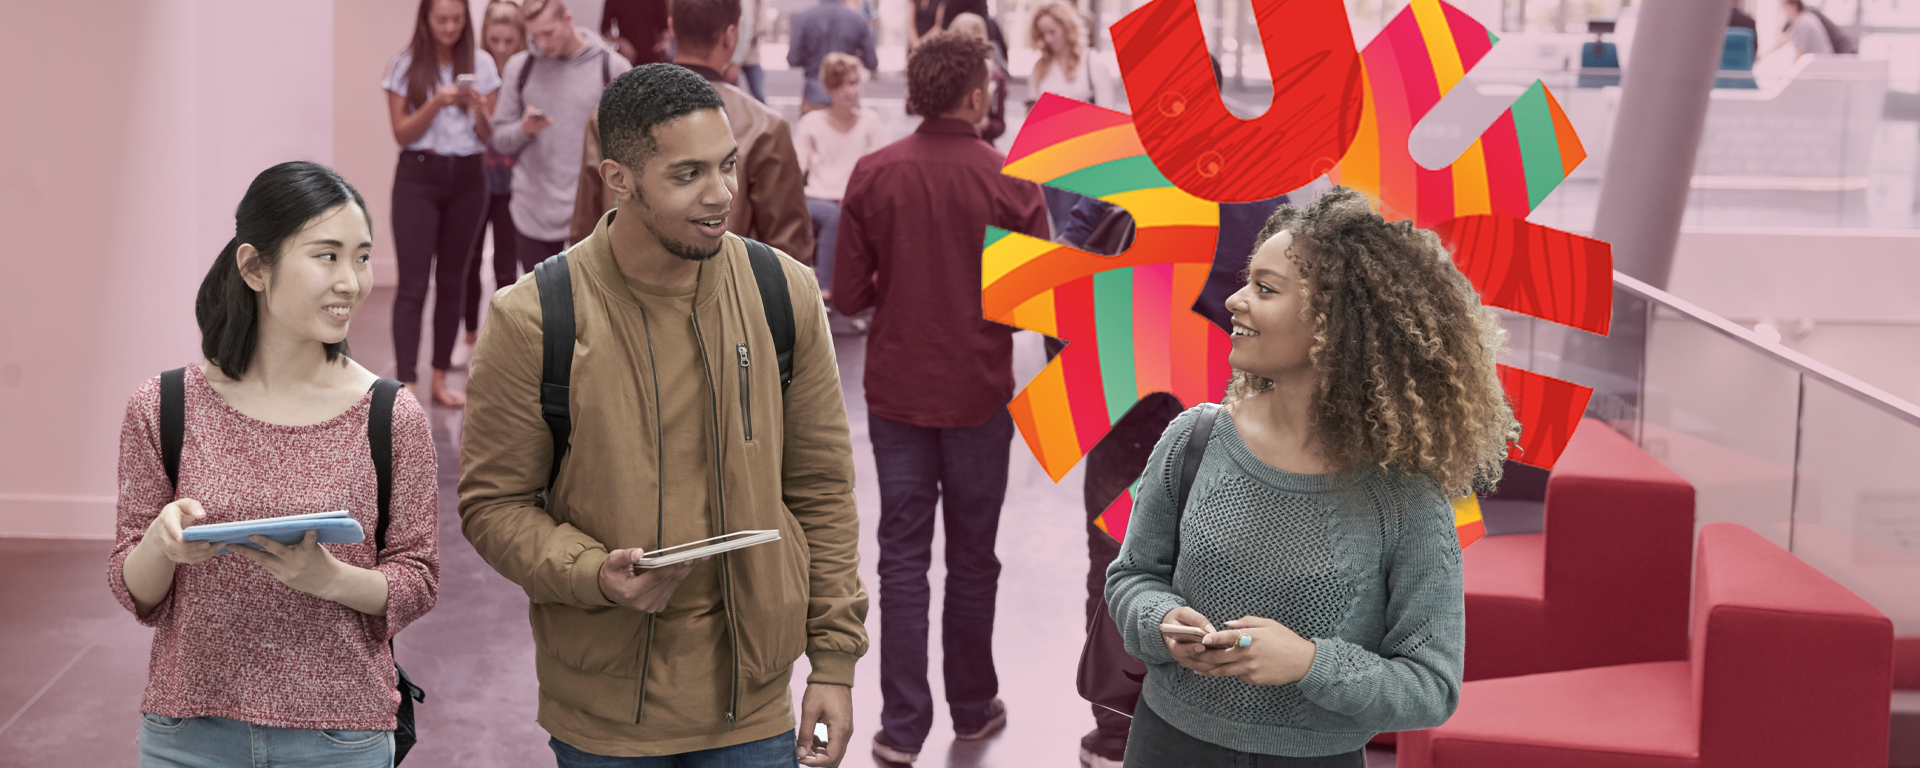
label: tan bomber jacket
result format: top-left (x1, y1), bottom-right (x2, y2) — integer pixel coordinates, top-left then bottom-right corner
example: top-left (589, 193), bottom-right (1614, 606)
top-left (571, 80), bottom-right (814, 265)
top-left (458, 211), bottom-right (865, 727)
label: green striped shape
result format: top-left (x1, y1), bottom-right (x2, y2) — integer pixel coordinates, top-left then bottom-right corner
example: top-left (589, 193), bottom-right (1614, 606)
top-left (1509, 82), bottom-right (1565, 209)
top-left (1049, 156), bottom-right (1170, 200)
top-left (1092, 268), bottom-right (1138, 426)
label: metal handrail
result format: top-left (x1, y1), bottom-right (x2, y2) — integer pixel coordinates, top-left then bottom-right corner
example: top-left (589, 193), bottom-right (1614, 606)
top-left (1612, 270), bottom-right (1920, 428)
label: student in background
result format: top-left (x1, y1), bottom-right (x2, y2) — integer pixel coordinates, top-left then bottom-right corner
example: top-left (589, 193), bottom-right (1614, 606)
top-left (492, 0), bottom-right (633, 267)
top-left (385, 0), bottom-right (499, 407)
top-left (729, 0), bottom-right (770, 102)
top-left (458, 0), bottom-right (531, 369)
top-left (1107, 189), bottom-right (1513, 767)
top-left (947, 12), bottom-right (1008, 145)
top-left (1026, 0), bottom-right (1116, 235)
top-left (788, 0), bottom-right (879, 118)
top-left (833, 32), bottom-right (1051, 765)
top-left (602, 0), bottom-right (672, 66)
top-left (794, 52), bottom-right (884, 302)
top-left (111, 161), bottom-right (439, 768)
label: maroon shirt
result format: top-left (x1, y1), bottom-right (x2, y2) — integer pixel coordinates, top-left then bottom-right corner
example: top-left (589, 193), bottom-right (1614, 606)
top-left (833, 117), bottom-right (1050, 428)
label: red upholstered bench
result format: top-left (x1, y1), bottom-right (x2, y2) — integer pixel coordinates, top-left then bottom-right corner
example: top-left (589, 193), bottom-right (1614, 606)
top-left (1374, 419), bottom-right (1694, 747)
top-left (1462, 418), bottom-right (1696, 681)
top-left (1396, 522), bottom-right (1895, 768)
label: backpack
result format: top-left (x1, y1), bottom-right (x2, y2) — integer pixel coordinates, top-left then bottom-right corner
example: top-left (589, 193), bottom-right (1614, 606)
top-left (529, 238), bottom-right (796, 491)
top-left (158, 370), bottom-right (427, 764)
top-left (1075, 403), bottom-right (1219, 716)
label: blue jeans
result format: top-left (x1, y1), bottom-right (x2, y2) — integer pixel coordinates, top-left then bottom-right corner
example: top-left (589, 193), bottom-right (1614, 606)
top-left (868, 410), bottom-right (1015, 752)
top-left (550, 730), bottom-right (798, 767)
top-left (138, 714), bottom-right (394, 768)
top-left (806, 197), bottom-right (840, 292)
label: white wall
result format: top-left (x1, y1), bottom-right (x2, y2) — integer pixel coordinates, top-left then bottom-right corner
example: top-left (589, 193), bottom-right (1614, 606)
top-left (0, 0), bottom-right (335, 538)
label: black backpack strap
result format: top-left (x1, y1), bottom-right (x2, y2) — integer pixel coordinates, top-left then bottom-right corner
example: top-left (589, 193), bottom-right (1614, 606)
top-left (742, 238), bottom-right (796, 393)
top-left (369, 378), bottom-right (403, 551)
top-left (533, 254), bottom-right (576, 491)
top-left (159, 368), bottom-right (187, 490)
top-left (515, 53), bottom-right (534, 103)
top-left (1171, 403), bottom-right (1220, 561)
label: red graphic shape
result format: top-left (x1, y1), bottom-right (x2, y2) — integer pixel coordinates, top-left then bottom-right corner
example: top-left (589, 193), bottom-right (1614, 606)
top-left (1111, 0), bottom-right (1365, 202)
top-left (1498, 364), bottom-right (1593, 470)
top-left (1435, 215), bottom-right (1614, 337)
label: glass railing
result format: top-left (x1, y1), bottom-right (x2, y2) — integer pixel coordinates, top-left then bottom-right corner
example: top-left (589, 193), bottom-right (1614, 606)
top-left (1497, 273), bottom-right (1920, 636)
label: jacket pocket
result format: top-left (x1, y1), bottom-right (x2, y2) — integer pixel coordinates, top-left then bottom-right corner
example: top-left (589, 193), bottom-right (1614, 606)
top-left (530, 603), bottom-right (646, 677)
top-left (737, 343), bottom-right (754, 442)
top-left (733, 507), bottom-right (809, 680)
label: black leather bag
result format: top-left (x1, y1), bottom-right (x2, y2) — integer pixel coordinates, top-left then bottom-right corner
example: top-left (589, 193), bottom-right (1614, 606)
top-left (1075, 403), bottom-right (1219, 716)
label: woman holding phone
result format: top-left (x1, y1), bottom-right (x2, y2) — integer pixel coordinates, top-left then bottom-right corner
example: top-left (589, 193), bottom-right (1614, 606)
top-left (1106, 188), bottom-right (1518, 767)
top-left (456, 0), bottom-right (531, 368)
top-left (109, 161), bottom-right (440, 767)
top-left (384, 0), bottom-right (500, 407)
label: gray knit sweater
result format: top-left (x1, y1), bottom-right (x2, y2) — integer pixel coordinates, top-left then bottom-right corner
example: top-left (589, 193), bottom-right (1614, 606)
top-left (1105, 406), bottom-right (1465, 757)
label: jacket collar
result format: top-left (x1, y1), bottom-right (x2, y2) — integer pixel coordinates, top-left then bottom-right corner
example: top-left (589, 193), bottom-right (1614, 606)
top-left (914, 117), bottom-right (983, 139)
top-left (677, 63), bottom-right (725, 83)
top-left (575, 208), bottom-right (732, 310)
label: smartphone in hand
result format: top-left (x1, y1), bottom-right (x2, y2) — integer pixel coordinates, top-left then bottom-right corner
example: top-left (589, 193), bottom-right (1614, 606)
top-left (455, 73), bottom-right (477, 90)
top-left (1160, 623), bottom-right (1233, 649)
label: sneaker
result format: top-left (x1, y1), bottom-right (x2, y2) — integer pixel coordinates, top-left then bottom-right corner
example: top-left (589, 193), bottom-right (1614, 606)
top-left (1079, 746), bottom-right (1124, 768)
top-left (871, 735), bottom-right (918, 764)
top-left (954, 698), bottom-right (1008, 741)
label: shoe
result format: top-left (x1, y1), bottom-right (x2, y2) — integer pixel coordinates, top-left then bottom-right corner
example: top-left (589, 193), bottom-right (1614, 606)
top-left (1079, 746), bottom-right (1124, 768)
top-left (871, 735), bottom-right (918, 764)
top-left (953, 698), bottom-right (1007, 741)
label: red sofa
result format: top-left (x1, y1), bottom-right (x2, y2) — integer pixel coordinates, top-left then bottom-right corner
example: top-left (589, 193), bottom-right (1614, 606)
top-left (1462, 418), bottom-right (1696, 681)
top-left (1396, 522), bottom-right (1895, 768)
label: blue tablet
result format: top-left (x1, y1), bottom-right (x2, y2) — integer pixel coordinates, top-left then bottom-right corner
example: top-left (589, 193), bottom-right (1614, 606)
top-left (182, 510), bottom-right (366, 551)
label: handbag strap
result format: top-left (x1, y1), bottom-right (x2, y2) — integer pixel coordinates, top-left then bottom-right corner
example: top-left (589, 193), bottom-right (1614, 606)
top-left (1171, 403), bottom-right (1219, 562)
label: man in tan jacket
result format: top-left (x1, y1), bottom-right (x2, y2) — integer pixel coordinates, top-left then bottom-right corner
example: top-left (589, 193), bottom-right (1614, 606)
top-left (569, 0), bottom-right (814, 267)
top-left (461, 63), bottom-right (865, 766)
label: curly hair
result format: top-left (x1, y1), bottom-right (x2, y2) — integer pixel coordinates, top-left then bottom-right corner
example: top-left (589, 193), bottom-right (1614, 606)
top-left (907, 32), bottom-right (990, 119)
top-left (1226, 187), bottom-right (1519, 497)
top-left (1028, 1), bottom-right (1087, 87)
top-left (821, 51), bottom-right (869, 91)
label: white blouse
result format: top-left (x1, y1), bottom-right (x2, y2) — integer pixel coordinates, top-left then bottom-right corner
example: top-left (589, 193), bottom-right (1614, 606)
top-left (794, 107), bottom-right (887, 201)
top-left (1026, 52), bottom-right (1117, 109)
top-left (382, 50), bottom-right (503, 157)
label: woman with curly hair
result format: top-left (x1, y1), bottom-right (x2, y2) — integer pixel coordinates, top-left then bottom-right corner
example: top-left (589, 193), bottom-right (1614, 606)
top-left (1105, 187), bottom-right (1517, 767)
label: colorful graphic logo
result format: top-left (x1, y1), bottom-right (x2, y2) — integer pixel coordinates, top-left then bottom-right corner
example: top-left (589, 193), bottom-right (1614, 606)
top-left (996, 0), bottom-right (1616, 548)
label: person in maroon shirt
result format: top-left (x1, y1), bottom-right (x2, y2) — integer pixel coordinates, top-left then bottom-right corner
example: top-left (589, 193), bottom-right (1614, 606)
top-left (602, 0), bottom-right (671, 65)
top-left (831, 31), bottom-right (1049, 764)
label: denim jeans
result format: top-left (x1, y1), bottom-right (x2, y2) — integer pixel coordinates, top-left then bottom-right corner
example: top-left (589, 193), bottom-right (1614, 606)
top-left (1123, 701), bottom-right (1365, 768)
top-left (550, 730), bottom-right (798, 767)
top-left (868, 409), bottom-right (1015, 753)
top-left (805, 197), bottom-right (840, 291)
top-left (138, 713), bottom-right (393, 768)
top-left (741, 64), bottom-right (767, 103)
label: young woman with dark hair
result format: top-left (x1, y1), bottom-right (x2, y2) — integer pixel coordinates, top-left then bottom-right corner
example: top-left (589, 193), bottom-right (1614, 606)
top-left (1107, 188), bottom-right (1517, 767)
top-left (384, 0), bottom-right (501, 406)
top-left (109, 162), bottom-right (440, 768)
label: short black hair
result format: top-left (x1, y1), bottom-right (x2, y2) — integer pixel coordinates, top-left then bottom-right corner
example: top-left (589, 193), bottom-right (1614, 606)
top-left (670, 0), bottom-right (741, 52)
top-left (599, 63), bottom-right (728, 171)
top-left (197, 161), bottom-right (369, 380)
top-left (907, 31), bottom-right (992, 119)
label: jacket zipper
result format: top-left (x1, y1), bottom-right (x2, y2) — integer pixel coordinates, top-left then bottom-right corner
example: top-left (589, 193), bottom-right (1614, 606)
top-left (737, 344), bottom-right (753, 442)
top-left (633, 305), bottom-right (666, 726)
top-left (691, 312), bottom-right (742, 730)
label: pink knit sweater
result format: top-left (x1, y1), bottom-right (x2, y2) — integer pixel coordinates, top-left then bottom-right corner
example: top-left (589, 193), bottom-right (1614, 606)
top-left (107, 365), bottom-right (440, 730)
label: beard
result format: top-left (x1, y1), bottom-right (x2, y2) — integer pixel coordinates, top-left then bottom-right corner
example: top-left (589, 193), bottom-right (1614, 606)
top-left (633, 192), bottom-right (724, 262)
